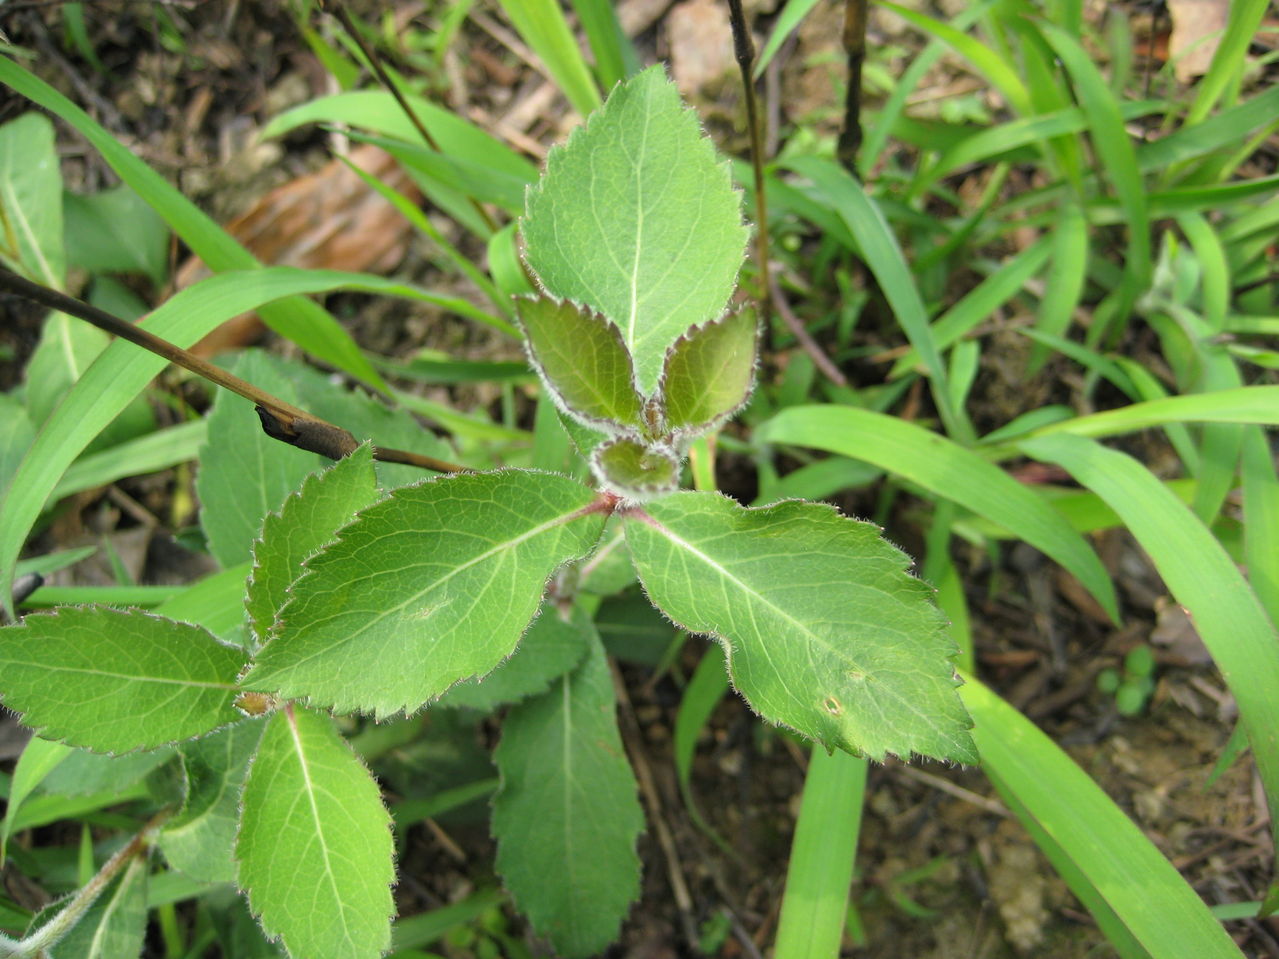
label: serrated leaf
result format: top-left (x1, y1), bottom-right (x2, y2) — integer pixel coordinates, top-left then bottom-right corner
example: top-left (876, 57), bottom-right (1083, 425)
top-left (47, 856), bottom-right (147, 959)
top-left (624, 493), bottom-right (976, 763)
top-left (521, 66), bottom-right (748, 395)
top-left (0, 606), bottom-right (247, 753)
top-left (661, 308), bottom-right (758, 433)
top-left (591, 436), bottom-right (679, 499)
top-left (492, 634), bottom-right (643, 957)
top-left (436, 600), bottom-right (592, 711)
top-left (516, 294), bottom-right (645, 431)
top-left (246, 445), bottom-right (381, 649)
top-left (237, 706), bottom-right (394, 959)
top-left (197, 351), bottom-right (328, 569)
top-left (160, 719), bottom-right (265, 883)
top-left (242, 471), bottom-right (609, 717)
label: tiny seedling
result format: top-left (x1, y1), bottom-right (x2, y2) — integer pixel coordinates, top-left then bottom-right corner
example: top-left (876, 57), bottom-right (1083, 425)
top-left (1097, 643), bottom-right (1158, 717)
top-left (0, 67), bottom-right (973, 958)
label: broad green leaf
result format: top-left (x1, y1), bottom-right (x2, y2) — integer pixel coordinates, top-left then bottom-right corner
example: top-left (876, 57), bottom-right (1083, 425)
top-left (492, 635), bottom-right (643, 957)
top-left (0, 606), bottom-right (246, 753)
top-left (625, 492), bottom-right (977, 763)
top-left (516, 294), bottom-right (645, 431)
top-left (522, 66), bottom-right (747, 395)
top-left (242, 471), bottom-right (609, 717)
top-left (758, 406), bottom-right (1119, 621)
top-left (0, 736), bottom-right (73, 863)
top-left (197, 350), bottom-right (328, 569)
top-left (660, 308), bottom-right (758, 433)
top-left (246, 445), bottom-right (381, 649)
top-left (963, 675), bottom-right (1244, 958)
top-left (591, 436), bottom-right (679, 498)
top-left (47, 856), bottom-right (148, 959)
top-left (63, 184), bottom-right (168, 287)
top-left (436, 600), bottom-right (592, 711)
top-left (159, 719), bottom-right (264, 883)
top-left (237, 706), bottom-right (394, 959)
top-left (0, 112), bottom-right (63, 286)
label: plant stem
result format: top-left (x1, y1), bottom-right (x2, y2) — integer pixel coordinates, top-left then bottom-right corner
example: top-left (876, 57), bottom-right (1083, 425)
top-left (838, 0), bottom-right (867, 170)
top-left (0, 267), bottom-right (466, 474)
top-left (725, 0), bottom-right (772, 335)
top-left (0, 810), bottom-right (171, 958)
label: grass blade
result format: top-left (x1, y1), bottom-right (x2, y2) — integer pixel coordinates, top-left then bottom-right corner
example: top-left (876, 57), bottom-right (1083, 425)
top-left (493, 0), bottom-right (601, 117)
top-left (963, 675), bottom-right (1243, 958)
top-left (773, 747), bottom-right (868, 959)
top-left (0, 58), bottom-right (387, 390)
top-left (1020, 433), bottom-right (1279, 889)
top-left (569, 0), bottom-right (639, 88)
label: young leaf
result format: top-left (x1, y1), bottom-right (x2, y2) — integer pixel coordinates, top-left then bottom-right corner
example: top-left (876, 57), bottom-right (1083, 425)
top-left (0, 606), bottom-right (247, 753)
top-left (436, 600), bottom-right (592, 711)
top-left (516, 293), bottom-right (645, 431)
top-left (159, 719), bottom-right (265, 883)
top-left (237, 706), bottom-right (394, 959)
top-left (242, 471), bottom-right (610, 717)
top-left (246, 444), bottom-right (381, 650)
top-left (591, 436), bottom-right (679, 499)
top-left (625, 493), bottom-right (977, 763)
top-left (492, 634), bottom-right (643, 957)
top-left (660, 307), bottom-right (758, 434)
top-left (521, 66), bottom-right (748, 395)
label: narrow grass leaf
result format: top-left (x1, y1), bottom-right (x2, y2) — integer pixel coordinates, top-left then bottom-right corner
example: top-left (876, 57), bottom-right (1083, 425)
top-left (53, 421), bottom-right (205, 501)
top-left (570, 0), bottom-right (638, 87)
top-left (673, 644), bottom-right (731, 847)
top-left (0, 60), bottom-right (386, 389)
top-left (1242, 429), bottom-right (1279, 625)
top-left (875, 1), bottom-right (1031, 114)
top-left (494, 0), bottom-right (601, 116)
top-left (1013, 386), bottom-right (1279, 443)
top-left (773, 747), bottom-right (867, 959)
top-left (755, 0), bottom-right (823, 78)
top-left (1184, 0), bottom-right (1268, 125)
top-left (242, 471), bottom-right (608, 717)
top-left (237, 706), bottom-right (394, 959)
top-left (522, 67), bottom-right (747, 395)
top-left (0, 606), bottom-right (246, 753)
top-left (1040, 22), bottom-right (1150, 334)
top-left (1021, 433), bottom-right (1279, 876)
top-left (246, 444), bottom-right (381, 649)
top-left (0, 736), bottom-right (73, 863)
top-left (782, 157), bottom-right (968, 441)
top-left (964, 675), bottom-right (1243, 957)
top-left (1029, 202), bottom-right (1088, 372)
top-left (758, 406), bottom-right (1118, 620)
top-left (159, 719), bottom-right (265, 883)
top-left (492, 635), bottom-right (643, 958)
top-left (626, 491), bottom-right (977, 763)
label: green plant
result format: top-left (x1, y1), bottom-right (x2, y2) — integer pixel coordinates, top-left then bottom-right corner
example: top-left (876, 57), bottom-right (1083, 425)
top-left (2, 1), bottom-right (1278, 956)
top-left (1097, 644), bottom-right (1157, 716)
top-left (0, 64), bottom-right (975, 959)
